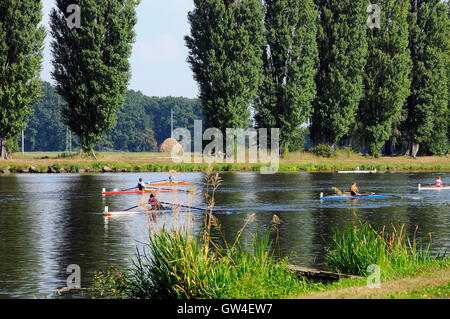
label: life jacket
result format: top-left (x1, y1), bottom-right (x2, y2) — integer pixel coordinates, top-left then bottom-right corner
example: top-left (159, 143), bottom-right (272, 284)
top-left (436, 180), bottom-right (443, 187)
top-left (350, 185), bottom-right (358, 193)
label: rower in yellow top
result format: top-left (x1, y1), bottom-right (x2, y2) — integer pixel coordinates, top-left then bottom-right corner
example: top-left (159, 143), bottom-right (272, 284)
top-left (350, 182), bottom-right (360, 196)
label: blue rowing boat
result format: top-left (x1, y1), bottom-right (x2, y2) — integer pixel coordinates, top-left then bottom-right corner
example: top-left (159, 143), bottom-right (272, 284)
top-left (320, 192), bottom-right (389, 200)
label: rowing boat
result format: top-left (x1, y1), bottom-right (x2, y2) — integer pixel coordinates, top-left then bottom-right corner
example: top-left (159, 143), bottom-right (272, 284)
top-left (418, 184), bottom-right (450, 191)
top-left (320, 192), bottom-right (388, 200)
top-left (335, 169), bottom-right (377, 174)
top-left (103, 205), bottom-right (170, 216)
top-left (102, 188), bottom-right (183, 196)
top-left (147, 182), bottom-right (193, 187)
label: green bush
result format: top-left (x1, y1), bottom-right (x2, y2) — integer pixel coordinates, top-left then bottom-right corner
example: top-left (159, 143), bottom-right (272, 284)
top-left (310, 144), bottom-right (335, 158)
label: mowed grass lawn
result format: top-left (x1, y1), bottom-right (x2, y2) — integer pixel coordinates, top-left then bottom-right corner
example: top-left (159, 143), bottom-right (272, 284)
top-left (296, 262), bottom-right (450, 299)
top-left (0, 151), bottom-right (449, 173)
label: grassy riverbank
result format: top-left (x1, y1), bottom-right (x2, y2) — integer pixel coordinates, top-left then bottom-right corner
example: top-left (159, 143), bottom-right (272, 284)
top-left (1, 151), bottom-right (449, 173)
top-left (297, 262), bottom-right (449, 299)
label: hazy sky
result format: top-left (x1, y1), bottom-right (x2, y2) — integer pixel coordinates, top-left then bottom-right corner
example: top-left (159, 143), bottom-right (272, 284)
top-left (41, 0), bottom-right (198, 98)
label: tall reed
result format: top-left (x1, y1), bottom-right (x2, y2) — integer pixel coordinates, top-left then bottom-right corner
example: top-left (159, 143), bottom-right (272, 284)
top-left (96, 171), bottom-right (310, 299)
top-left (325, 221), bottom-right (447, 278)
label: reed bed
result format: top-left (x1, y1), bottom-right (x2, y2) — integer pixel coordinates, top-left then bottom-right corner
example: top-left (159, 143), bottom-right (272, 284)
top-left (92, 172), bottom-right (311, 299)
top-left (325, 221), bottom-right (447, 279)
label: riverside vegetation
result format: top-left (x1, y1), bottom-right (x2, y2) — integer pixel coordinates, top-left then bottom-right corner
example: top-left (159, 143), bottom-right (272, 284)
top-left (77, 173), bottom-right (448, 299)
top-left (1, 150), bottom-right (449, 174)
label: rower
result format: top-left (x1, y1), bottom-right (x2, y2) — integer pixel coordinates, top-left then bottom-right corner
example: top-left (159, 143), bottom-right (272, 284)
top-left (436, 176), bottom-right (443, 188)
top-left (350, 182), bottom-right (360, 196)
top-left (168, 170), bottom-right (176, 184)
top-left (137, 178), bottom-right (147, 191)
top-left (148, 193), bottom-right (160, 210)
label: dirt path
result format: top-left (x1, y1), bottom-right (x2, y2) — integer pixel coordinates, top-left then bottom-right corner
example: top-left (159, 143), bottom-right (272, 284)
top-left (297, 268), bottom-right (450, 299)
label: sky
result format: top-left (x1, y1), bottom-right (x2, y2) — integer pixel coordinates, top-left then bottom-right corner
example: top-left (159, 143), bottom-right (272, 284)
top-left (41, 0), bottom-right (198, 98)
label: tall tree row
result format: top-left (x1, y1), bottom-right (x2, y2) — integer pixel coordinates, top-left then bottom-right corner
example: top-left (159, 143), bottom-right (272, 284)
top-left (359, 0), bottom-right (412, 156)
top-left (404, 0), bottom-right (449, 157)
top-left (255, 0), bottom-right (318, 154)
top-left (0, 0), bottom-right (46, 159)
top-left (185, 0), bottom-right (265, 132)
top-left (310, 0), bottom-right (369, 147)
top-left (50, 0), bottom-right (139, 157)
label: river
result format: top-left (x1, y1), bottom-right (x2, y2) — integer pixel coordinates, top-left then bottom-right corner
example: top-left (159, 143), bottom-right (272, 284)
top-left (0, 172), bottom-right (448, 298)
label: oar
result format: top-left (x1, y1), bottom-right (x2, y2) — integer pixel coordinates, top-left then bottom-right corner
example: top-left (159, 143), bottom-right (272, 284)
top-left (154, 187), bottom-right (196, 193)
top-left (149, 179), bottom-right (167, 183)
top-left (123, 204), bottom-right (140, 211)
top-left (332, 187), bottom-right (346, 195)
top-left (121, 186), bottom-right (137, 191)
top-left (332, 187), bottom-right (376, 197)
top-left (159, 201), bottom-right (238, 214)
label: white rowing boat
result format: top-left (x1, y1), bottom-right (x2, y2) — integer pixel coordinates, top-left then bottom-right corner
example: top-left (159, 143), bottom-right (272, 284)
top-left (336, 169), bottom-right (377, 174)
top-left (418, 184), bottom-right (450, 191)
top-left (103, 205), bottom-right (171, 216)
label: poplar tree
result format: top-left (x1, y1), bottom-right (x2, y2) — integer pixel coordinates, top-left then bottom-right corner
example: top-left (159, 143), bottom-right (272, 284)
top-left (255, 0), bottom-right (318, 153)
top-left (311, 0), bottom-right (368, 147)
top-left (185, 0), bottom-right (265, 131)
top-left (50, 0), bottom-right (138, 157)
top-left (404, 0), bottom-right (449, 156)
top-left (0, 0), bottom-right (45, 159)
top-left (359, 0), bottom-right (412, 156)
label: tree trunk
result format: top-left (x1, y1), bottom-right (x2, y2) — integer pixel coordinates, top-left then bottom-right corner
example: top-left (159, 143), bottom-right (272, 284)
top-left (0, 136), bottom-right (7, 160)
top-left (384, 140), bottom-right (392, 156)
top-left (79, 146), bottom-right (97, 159)
top-left (405, 138), bottom-right (419, 158)
top-left (411, 141), bottom-right (419, 158)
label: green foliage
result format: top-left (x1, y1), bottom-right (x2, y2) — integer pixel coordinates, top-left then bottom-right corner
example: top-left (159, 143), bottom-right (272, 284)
top-left (255, 0), bottom-right (318, 153)
top-left (359, 0), bottom-right (412, 156)
top-left (311, 0), bottom-right (368, 146)
top-left (50, 0), bottom-right (139, 155)
top-left (404, 0), bottom-right (449, 156)
top-left (325, 221), bottom-right (447, 278)
top-left (310, 144), bottom-right (334, 158)
top-left (24, 83), bottom-right (202, 152)
top-left (95, 225), bottom-right (309, 299)
top-left (185, 0), bottom-right (265, 131)
top-left (25, 82), bottom-right (77, 152)
top-left (0, 0), bottom-right (46, 158)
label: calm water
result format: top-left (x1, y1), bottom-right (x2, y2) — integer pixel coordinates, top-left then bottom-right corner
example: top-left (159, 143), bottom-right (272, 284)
top-left (0, 172), bottom-right (449, 298)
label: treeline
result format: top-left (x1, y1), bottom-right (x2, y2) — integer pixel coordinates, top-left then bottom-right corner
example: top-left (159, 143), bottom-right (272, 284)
top-left (186, 0), bottom-right (449, 157)
top-left (1, 1), bottom-right (448, 159)
top-left (24, 81), bottom-right (202, 152)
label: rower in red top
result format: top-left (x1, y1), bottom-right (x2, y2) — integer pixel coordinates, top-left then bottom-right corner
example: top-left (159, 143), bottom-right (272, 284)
top-left (148, 193), bottom-right (160, 210)
top-left (436, 176), bottom-right (443, 188)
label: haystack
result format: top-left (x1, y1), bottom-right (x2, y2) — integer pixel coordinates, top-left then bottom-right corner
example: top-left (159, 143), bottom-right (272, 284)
top-left (159, 138), bottom-right (183, 154)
